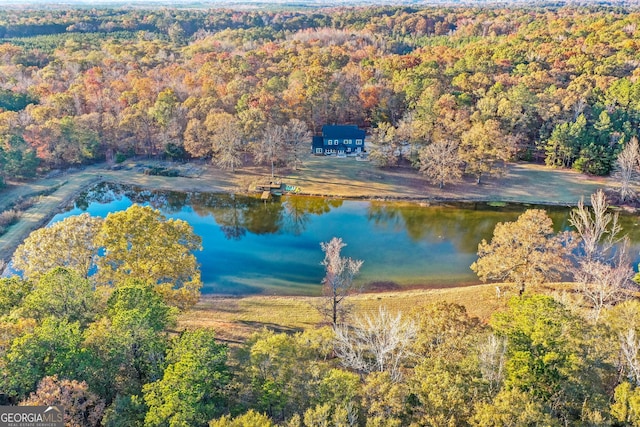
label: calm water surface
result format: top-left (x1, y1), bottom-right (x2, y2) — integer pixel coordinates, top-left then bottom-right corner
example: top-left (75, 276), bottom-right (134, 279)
top-left (50, 183), bottom-right (640, 296)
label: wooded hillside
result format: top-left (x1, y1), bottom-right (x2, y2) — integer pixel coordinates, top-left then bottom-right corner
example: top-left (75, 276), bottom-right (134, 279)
top-left (1, 6), bottom-right (640, 181)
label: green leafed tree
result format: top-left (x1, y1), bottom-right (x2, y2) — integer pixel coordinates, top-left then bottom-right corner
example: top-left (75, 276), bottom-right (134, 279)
top-left (470, 388), bottom-right (560, 427)
top-left (209, 410), bottom-right (274, 427)
top-left (83, 279), bottom-right (175, 401)
top-left (1, 318), bottom-right (87, 401)
top-left (95, 204), bottom-right (203, 309)
top-left (490, 294), bottom-right (610, 423)
top-left (0, 133), bottom-right (39, 180)
top-left (20, 267), bottom-right (97, 326)
top-left (143, 329), bottom-right (229, 427)
top-left (0, 276), bottom-right (32, 316)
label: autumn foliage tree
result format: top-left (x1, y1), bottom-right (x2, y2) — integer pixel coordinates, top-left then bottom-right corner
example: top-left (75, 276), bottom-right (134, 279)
top-left (95, 205), bottom-right (203, 309)
top-left (21, 375), bottom-right (105, 427)
top-left (471, 209), bottom-right (569, 295)
top-left (12, 213), bottom-right (103, 280)
top-left (12, 205), bottom-right (203, 310)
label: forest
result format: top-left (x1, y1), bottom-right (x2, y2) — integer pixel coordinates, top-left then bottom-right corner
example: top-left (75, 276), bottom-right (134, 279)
top-left (3, 4), bottom-right (640, 426)
top-left (1, 5), bottom-right (640, 183)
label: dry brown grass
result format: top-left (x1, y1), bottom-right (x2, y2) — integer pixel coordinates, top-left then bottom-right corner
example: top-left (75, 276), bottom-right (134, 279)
top-left (178, 284), bottom-right (508, 343)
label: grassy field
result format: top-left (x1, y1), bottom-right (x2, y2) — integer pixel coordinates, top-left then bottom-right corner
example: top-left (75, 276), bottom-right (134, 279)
top-left (178, 284), bottom-right (509, 343)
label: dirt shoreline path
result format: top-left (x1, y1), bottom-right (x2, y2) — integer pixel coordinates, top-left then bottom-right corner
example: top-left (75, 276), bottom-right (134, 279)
top-left (0, 158), bottom-right (618, 265)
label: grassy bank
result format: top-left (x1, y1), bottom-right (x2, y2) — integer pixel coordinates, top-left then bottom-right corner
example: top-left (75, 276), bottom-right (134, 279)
top-left (178, 284), bottom-right (505, 343)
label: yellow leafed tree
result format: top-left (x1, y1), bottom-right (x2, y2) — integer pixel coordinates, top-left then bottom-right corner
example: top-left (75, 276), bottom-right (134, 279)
top-left (471, 209), bottom-right (570, 295)
top-left (94, 204), bottom-right (202, 309)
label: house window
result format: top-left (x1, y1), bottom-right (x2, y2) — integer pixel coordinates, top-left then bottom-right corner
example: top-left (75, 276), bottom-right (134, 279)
top-left (316, 148), bottom-right (323, 154)
top-left (343, 139), bottom-right (348, 144)
top-left (327, 139), bottom-right (332, 145)
top-left (356, 139), bottom-right (363, 145)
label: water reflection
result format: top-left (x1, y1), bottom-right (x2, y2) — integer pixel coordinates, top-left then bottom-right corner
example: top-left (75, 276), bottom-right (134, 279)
top-left (78, 183), bottom-right (345, 238)
top-left (366, 202), bottom-right (578, 253)
top-left (66, 183), bottom-right (639, 296)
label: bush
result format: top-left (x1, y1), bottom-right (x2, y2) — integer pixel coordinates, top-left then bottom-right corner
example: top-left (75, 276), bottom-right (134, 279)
top-left (143, 167), bottom-right (180, 177)
top-left (115, 152), bottom-right (128, 163)
top-left (0, 209), bottom-right (20, 228)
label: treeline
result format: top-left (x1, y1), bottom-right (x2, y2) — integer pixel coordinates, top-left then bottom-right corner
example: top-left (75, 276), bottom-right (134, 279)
top-left (2, 6), bottom-right (640, 181)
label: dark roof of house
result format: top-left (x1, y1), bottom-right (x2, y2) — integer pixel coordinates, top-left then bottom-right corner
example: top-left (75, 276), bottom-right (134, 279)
top-left (322, 125), bottom-right (365, 139)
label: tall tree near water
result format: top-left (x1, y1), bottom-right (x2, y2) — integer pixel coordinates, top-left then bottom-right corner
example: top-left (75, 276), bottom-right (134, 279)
top-left (254, 123), bottom-right (285, 178)
top-left (471, 209), bottom-right (569, 295)
top-left (94, 205), bottom-right (202, 309)
top-left (284, 118), bottom-right (310, 171)
top-left (208, 112), bottom-right (244, 172)
top-left (570, 190), bottom-right (636, 321)
top-left (418, 139), bottom-right (462, 189)
top-left (319, 237), bottom-right (363, 326)
top-left (614, 137), bottom-right (640, 203)
top-left (12, 213), bottom-right (103, 281)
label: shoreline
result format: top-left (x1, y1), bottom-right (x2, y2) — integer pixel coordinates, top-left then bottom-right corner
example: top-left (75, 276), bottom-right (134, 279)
top-left (0, 158), bottom-right (618, 271)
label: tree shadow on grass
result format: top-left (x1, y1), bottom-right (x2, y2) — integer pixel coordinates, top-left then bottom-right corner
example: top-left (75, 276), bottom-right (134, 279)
top-left (237, 320), bottom-right (304, 334)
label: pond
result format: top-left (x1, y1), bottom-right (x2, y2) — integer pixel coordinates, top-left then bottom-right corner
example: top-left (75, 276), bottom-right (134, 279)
top-left (50, 182), bottom-right (640, 296)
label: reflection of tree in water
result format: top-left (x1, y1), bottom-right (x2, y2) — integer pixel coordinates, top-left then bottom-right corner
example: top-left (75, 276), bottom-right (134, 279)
top-left (281, 196), bottom-right (343, 235)
top-left (190, 193), bottom-right (284, 237)
top-left (367, 202), bottom-right (576, 254)
top-left (78, 182), bottom-right (190, 213)
top-left (75, 182), bottom-right (126, 210)
top-left (190, 193), bottom-right (249, 240)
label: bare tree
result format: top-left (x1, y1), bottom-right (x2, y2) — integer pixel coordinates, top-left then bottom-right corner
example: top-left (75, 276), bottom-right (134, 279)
top-left (418, 139), bottom-right (462, 189)
top-left (478, 334), bottom-right (507, 394)
top-left (285, 118), bottom-right (311, 170)
top-left (333, 307), bottom-right (417, 382)
top-left (614, 137), bottom-right (640, 202)
top-left (212, 119), bottom-right (244, 172)
top-left (620, 327), bottom-right (640, 386)
top-left (570, 190), bottom-right (636, 321)
top-left (574, 241), bottom-right (634, 322)
top-left (320, 237), bottom-right (363, 326)
top-left (255, 123), bottom-right (285, 178)
top-left (570, 189), bottom-right (622, 262)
